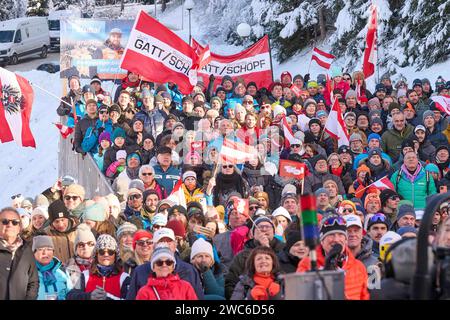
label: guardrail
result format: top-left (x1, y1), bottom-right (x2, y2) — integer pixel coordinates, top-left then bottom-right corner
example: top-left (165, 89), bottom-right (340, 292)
top-left (58, 118), bottom-right (114, 198)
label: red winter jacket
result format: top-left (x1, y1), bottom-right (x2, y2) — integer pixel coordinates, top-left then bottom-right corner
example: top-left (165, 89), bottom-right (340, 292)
top-left (136, 274), bottom-right (198, 300)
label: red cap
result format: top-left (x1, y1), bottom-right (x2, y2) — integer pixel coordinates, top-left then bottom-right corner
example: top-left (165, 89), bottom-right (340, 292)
top-left (132, 230), bottom-right (153, 250)
top-left (166, 220), bottom-right (186, 238)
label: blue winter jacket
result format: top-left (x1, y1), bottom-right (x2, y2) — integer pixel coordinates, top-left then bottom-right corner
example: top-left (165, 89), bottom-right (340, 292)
top-left (153, 164), bottom-right (181, 194)
top-left (36, 258), bottom-right (73, 300)
top-left (81, 119), bottom-right (113, 154)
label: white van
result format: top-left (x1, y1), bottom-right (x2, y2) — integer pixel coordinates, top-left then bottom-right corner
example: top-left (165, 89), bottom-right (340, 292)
top-left (0, 17), bottom-right (50, 65)
top-left (48, 9), bottom-right (81, 50)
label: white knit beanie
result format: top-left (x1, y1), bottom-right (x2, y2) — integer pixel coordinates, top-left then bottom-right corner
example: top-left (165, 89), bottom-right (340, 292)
top-left (74, 223), bottom-right (96, 252)
top-left (31, 206), bottom-right (49, 220)
top-left (190, 238), bottom-right (214, 263)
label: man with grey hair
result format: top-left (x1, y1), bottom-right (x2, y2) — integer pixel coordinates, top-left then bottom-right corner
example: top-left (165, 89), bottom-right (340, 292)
top-left (0, 207), bottom-right (39, 299)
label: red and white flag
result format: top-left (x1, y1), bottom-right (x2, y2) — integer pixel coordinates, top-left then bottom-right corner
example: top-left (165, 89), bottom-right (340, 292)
top-left (120, 10), bottom-right (199, 94)
top-left (430, 95), bottom-right (450, 116)
top-left (0, 67), bottom-right (35, 148)
top-left (369, 176), bottom-right (395, 191)
top-left (281, 115), bottom-right (296, 148)
top-left (311, 47), bottom-right (335, 70)
top-left (279, 159), bottom-right (307, 180)
top-left (191, 36), bottom-right (273, 90)
top-left (220, 138), bottom-right (257, 164)
top-left (324, 98), bottom-right (349, 147)
top-left (362, 4), bottom-right (378, 80)
top-left (54, 123), bottom-right (74, 139)
top-left (166, 179), bottom-right (187, 208)
top-left (195, 44), bottom-right (212, 70)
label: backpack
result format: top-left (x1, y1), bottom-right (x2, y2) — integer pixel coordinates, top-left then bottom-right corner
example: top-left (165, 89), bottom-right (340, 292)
top-left (395, 168), bottom-right (430, 194)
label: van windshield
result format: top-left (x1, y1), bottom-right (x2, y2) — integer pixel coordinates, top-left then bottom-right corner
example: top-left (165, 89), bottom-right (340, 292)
top-left (48, 20), bottom-right (60, 31)
top-left (0, 31), bottom-right (14, 43)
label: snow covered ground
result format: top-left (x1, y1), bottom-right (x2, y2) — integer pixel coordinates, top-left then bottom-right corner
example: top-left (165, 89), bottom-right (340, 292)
top-left (1, 2), bottom-right (450, 207)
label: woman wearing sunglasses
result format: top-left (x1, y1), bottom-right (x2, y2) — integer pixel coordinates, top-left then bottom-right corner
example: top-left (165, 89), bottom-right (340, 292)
top-left (136, 245), bottom-right (198, 300)
top-left (123, 230), bottom-right (154, 277)
top-left (67, 234), bottom-right (130, 300)
top-left (66, 224), bottom-right (96, 289)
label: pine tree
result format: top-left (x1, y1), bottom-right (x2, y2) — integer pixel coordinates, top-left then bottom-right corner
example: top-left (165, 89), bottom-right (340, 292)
top-left (0, 1), bottom-right (17, 21)
top-left (27, 0), bottom-right (49, 16)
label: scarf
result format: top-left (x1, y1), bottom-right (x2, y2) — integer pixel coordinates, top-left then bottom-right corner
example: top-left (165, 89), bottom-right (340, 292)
top-left (250, 273), bottom-right (280, 300)
top-left (36, 260), bottom-right (58, 287)
top-left (121, 76), bottom-right (140, 90)
top-left (75, 256), bottom-right (93, 267)
top-left (330, 166), bottom-right (343, 177)
top-left (0, 236), bottom-right (23, 259)
top-left (97, 264), bottom-right (114, 277)
top-left (401, 163), bottom-right (422, 183)
top-left (126, 167), bottom-right (140, 180)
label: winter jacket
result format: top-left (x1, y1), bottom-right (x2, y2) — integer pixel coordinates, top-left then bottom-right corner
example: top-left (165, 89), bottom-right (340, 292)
top-left (56, 89), bottom-right (82, 118)
top-left (199, 265), bottom-right (225, 299)
top-left (241, 164), bottom-right (272, 187)
top-left (426, 126), bottom-right (449, 148)
top-left (125, 253), bottom-right (204, 300)
top-left (231, 273), bottom-right (283, 300)
top-left (182, 184), bottom-right (204, 204)
top-left (390, 165), bottom-right (437, 209)
top-left (224, 238), bottom-right (285, 299)
top-left (297, 245), bottom-right (370, 300)
top-left (81, 119), bottom-right (113, 154)
top-left (303, 171), bottom-right (346, 195)
top-left (153, 164), bottom-right (181, 195)
top-left (212, 172), bottom-right (250, 207)
top-left (0, 240), bottom-right (39, 300)
top-left (134, 109), bottom-right (166, 138)
top-left (418, 139), bottom-right (436, 163)
top-left (136, 273), bottom-right (198, 300)
top-left (355, 236), bottom-right (379, 272)
top-left (102, 144), bottom-right (126, 175)
top-left (66, 269), bottom-right (130, 300)
top-left (36, 257), bottom-right (72, 300)
top-left (44, 218), bottom-right (78, 265)
top-left (381, 124), bottom-right (414, 162)
top-left (304, 131), bottom-right (335, 155)
top-left (277, 250), bottom-right (300, 274)
top-left (213, 231), bottom-right (234, 275)
top-left (73, 114), bottom-right (98, 154)
top-left (65, 257), bottom-right (91, 290)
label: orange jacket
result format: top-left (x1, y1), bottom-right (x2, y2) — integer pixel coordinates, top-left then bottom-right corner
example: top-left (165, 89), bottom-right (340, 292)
top-left (297, 245), bottom-right (370, 300)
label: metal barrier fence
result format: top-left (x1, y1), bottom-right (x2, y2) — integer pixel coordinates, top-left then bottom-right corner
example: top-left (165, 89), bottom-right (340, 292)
top-left (58, 118), bottom-right (114, 199)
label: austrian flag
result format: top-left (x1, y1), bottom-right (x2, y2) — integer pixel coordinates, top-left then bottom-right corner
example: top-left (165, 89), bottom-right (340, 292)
top-left (220, 139), bottom-right (257, 164)
top-left (311, 47), bottom-right (335, 70)
top-left (0, 67), bottom-right (36, 148)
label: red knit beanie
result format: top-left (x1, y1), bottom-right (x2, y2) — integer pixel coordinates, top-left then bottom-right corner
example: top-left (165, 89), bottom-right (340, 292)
top-left (166, 220), bottom-right (186, 238)
top-left (132, 230), bottom-right (153, 250)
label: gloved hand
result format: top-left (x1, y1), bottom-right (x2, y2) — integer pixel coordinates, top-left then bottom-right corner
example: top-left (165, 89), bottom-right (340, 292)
top-left (209, 74), bottom-right (215, 82)
top-left (198, 262), bottom-right (210, 274)
top-left (90, 287), bottom-right (107, 300)
top-left (303, 73), bottom-right (310, 84)
top-left (97, 126), bottom-right (104, 135)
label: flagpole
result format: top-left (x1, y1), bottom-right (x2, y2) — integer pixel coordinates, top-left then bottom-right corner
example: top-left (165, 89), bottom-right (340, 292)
top-left (29, 81), bottom-right (73, 108)
top-left (267, 34), bottom-right (274, 82)
top-left (354, 175), bottom-right (389, 197)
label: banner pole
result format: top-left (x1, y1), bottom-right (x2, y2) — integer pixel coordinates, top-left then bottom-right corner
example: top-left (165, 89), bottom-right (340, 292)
top-left (267, 35), bottom-right (274, 82)
top-left (29, 81), bottom-right (73, 108)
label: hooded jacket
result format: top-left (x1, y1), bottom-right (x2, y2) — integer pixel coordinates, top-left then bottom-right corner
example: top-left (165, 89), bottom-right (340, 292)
top-left (44, 218), bottom-right (78, 265)
top-left (36, 257), bottom-right (73, 300)
top-left (303, 171), bottom-right (346, 195)
top-left (381, 124), bottom-right (414, 162)
top-left (297, 245), bottom-right (369, 300)
top-left (134, 108), bottom-right (166, 139)
top-left (136, 273), bottom-right (198, 300)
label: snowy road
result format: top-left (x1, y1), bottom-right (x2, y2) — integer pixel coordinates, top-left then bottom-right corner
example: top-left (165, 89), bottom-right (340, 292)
top-left (5, 52), bottom-right (60, 73)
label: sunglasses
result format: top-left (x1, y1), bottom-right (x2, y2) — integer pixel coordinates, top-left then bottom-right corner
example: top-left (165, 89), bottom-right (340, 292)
top-left (128, 194), bottom-right (142, 200)
top-left (64, 195), bottom-right (80, 201)
top-left (261, 105), bottom-right (271, 109)
top-left (322, 216), bottom-right (346, 227)
top-left (136, 239), bottom-right (153, 247)
top-left (77, 241), bottom-right (95, 248)
top-left (342, 208), bottom-right (354, 213)
top-left (369, 213), bottom-right (387, 223)
top-left (11, 193), bottom-right (22, 200)
top-left (222, 165), bottom-right (233, 169)
top-left (141, 172), bottom-right (153, 176)
top-left (98, 249), bottom-right (115, 256)
top-left (249, 206), bottom-right (259, 211)
top-left (99, 110), bottom-right (108, 114)
top-left (343, 77), bottom-right (351, 80)
top-left (153, 224), bottom-right (163, 230)
top-left (155, 259), bottom-right (174, 267)
top-left (291, 144), bottom-right (301, 148)
top-left (1, 219), bottom-right (21, 226)
top-left (389, 195), bottom-right (400, 201)
top-left (243, 101), bottom-right (253, 104)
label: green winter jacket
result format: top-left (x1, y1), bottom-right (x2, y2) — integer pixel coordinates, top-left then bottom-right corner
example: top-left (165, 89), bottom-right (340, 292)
top-left (381, 124), bottom-right (415, 162)
top-left (390, 166), bottom-right (437, 209)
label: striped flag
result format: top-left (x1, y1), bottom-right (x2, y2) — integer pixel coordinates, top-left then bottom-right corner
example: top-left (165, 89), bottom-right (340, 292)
top-left (311, 47), bottom-right (335, 70)
top-left (371, 176), bottom-right (395, 190)
top-left (54, 123), bottom-right (74, 139)
top-left (220, 138), bottom-right (257, 164)
top-left (362, 4), bottom-right (378, 79)
top-left (0, 67), bottom-right (36, 148)
top-left (281, 115), bottom-right (296, 148)
top-left (323, 98), bottom-right (349, 147)
top-left (196, 44), bottom-right (212, 70)
top-left (430, 95), bottom-right (450, 116)
top-left (166, 179), bottom-right (187, 208)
